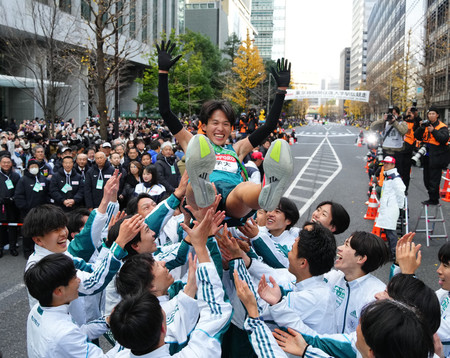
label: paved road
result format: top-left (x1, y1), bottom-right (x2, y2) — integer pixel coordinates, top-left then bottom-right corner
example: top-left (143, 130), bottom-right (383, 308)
top-left (0, 122), bottom-right (448, 357)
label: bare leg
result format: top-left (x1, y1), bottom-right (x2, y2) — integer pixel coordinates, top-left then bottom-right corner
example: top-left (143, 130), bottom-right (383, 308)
top-left (225, 182), bottom-right (261, 218)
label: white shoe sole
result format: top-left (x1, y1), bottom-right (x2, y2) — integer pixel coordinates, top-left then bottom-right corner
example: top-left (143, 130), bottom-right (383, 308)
top-left (185, 134), bottom-right (216, 208)
top-left (259, 139), bottom-right (293, 211)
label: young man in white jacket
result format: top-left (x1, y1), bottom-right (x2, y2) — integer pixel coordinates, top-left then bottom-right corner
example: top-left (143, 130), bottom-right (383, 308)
top-left (110, 208), bottom-right (232, 358)
top-left (375, 156), bottom-right (405, 260)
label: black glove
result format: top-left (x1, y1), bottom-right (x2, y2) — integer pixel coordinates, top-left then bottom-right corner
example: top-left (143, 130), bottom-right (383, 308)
top-left (270, 58), bottom-right (291, 88)
top-left (156, 40), bottom-right (182, 72)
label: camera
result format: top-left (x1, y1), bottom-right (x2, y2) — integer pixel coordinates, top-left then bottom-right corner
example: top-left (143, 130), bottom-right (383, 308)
top-left (411, 99), bottom-right (417, 113)
top-left (386, 106), bottom-right (394, 122)
top-left (421, 119), bottom-right (431, 127)
top-left (411, 145), bottom-right (428, 167)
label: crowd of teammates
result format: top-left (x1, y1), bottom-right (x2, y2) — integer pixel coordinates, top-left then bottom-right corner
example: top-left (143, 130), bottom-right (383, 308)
top-left (1, 40), bottom-right (450, 358)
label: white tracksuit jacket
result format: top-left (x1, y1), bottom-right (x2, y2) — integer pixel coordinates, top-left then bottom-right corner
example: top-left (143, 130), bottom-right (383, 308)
top-left (115, 262), bottom-right (232, 358)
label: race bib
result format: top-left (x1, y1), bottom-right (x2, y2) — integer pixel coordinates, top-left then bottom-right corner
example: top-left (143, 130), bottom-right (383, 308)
top-left (33, 182), bottom-right (42, 192)
top-left (215, 153), bottom-right (239, 174)
top-left (96, 179), bottom-right (104, 189)
top-left (61, 184), bottom-right (72, 193)
top-left (5, 179), bottom-right (14, 189)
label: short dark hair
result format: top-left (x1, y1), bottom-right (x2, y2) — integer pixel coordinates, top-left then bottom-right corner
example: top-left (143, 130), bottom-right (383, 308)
top-left (22, 204), bottom-right (68, 238)
top-left (143, 165), bottom-right (159, 187)
top-left (438, 242), bottom-right (450, 264)
top-left (141, 152), bottom-right (152, 162)
top-left (62, 156), bottom-right (74, 163)
top-left (296, 222), bottom-right (336, 276)
top-left (24, 253), bottom-right (77, 307)
top-left (387, 273), bottom-right (441, 333)
top-left (360, 300), bottom-right (434, 358)
top-left (115, 253), bottom-right (155, 298)
top-left (349, 231), bottom-right (390, 273)
top-left (150, 140), bottom-right (161, 150)
top-left (106, 216), bottom-right (141, 258)
top-left (66, 208), bottom-right (90, 240)
top-left (109, 291), bottom-right (163, 355)
top-left (126, 192), bottom-right (154, 215)
top-left (316, 201), bottom-right (350, 234)
top-left (277, 197), bottom-right (299, 230)
top-left (199, 100), bottom-right (235, 126)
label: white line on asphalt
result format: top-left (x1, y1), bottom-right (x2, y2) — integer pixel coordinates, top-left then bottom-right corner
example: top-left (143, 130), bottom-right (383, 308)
top-left (288, 195), bottom-right (309, 202)
top-left (294, 157), bottom-right (310, 160)
top-left (295, 185), bottom-right (313, 190)
top-left (285, 137), bottom-right (327, 195)
top-left (297, 137), bottom-right (343, 217)
top-left (0, 283), bottom-right (25, 302)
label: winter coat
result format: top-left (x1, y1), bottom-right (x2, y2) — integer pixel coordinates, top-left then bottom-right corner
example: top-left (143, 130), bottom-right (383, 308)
top-left (155, 153), bottom-right (181, 194)
top-left (84, 161), bottom-right (115, 209)
top-left (49, 168), bottom-right (85, 211)
top-left (375, 168), bottom-right (406, 230)
top-left (0, 168), bottom-right (21, 222)
top-left (14, 170), bottom-right (49, 217)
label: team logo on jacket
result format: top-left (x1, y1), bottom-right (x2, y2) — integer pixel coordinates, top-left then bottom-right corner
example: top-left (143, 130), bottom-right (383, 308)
top-left (334, 285), bottom-right (345, 307)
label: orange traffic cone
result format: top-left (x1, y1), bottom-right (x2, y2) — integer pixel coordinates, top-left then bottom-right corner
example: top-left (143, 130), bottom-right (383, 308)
top-left (364, 186), bottom-right (379, 220)
top-left (440, 169), bottom-right (450, 198)
top-left (358, 139), bottom-right (362, 147)
top-left (371, 212), bottom-right (387, 241)
top-left (364, 160), bottom-right (369, 173)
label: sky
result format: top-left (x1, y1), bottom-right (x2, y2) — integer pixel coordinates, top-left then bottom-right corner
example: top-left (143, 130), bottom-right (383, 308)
top-left (284, 0), bottom-right (353, 86)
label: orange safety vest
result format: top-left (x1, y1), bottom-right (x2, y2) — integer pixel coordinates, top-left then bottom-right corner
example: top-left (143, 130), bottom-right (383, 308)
top-left (239, 119), bottom-right (248, 133)
top-left (423, 121), bottom-right (448, 146)
top-left (404, 121), bottom-right (416, 145)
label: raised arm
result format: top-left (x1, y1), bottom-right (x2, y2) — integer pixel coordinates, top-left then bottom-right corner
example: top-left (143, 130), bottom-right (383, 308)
top-left (157, 40), bottom-right (193, 151)
top-left (235, 58), bottom-right (291, 159)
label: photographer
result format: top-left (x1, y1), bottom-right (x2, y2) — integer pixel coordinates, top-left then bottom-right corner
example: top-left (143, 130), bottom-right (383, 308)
top-left (414, 106), bottom-right (450, 205)
top-left (370, 106), bottom-right (408, 159)
top-left (396, 103), bottom-right (422, 193)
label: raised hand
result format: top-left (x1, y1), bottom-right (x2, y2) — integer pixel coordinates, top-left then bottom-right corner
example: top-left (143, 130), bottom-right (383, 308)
top-left (108, 210), bottom-right (127, 232)
top-left (233, 270), bottom-right (259, 318)
top-left (397, 240), bottom-right (422, 274)
top-left (156, 40), bottom-right (182, 72)
top-left (273, 328), bottom-right (308, 356)
top-left (240, 217), bottom-right (259, 239)
top-left (115, 214), bottom-right (145, 249)
top-left (257, 274), bottom-right (281, 305)
top-left (270, 58), bottom-right (291, 89)
top-left (183, 253), bottom-right (198, 298)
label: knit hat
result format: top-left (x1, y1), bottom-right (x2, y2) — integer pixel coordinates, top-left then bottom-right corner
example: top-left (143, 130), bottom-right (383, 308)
top-left (428, 105), bottom-right (439, 114)
top-left (27, 159), bottom-right (39, 168)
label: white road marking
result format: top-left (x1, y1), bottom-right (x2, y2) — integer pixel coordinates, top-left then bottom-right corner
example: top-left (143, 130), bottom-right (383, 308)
top-left (286, 135), bottom-right (343, 217)
top-left (0, 283), bottom-right (25, 302)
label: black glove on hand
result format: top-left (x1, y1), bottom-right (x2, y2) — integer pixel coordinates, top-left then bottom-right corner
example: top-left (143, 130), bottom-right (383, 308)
top-left (156, 40), bottom-right (182, 72)
top-left (270, 58), bottom-right (291, 88)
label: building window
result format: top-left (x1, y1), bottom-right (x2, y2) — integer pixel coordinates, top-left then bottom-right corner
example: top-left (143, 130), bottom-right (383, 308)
top-left (142, 0), bottom-right (148, 42)
top-left (59, 0), bottom-right (71, 13)
top-left (81, 0), bottom-right (90, 21)
top-left (130, 0), bottom-right (136, 39)
top-left (153, 0), bottom-right (158, 41)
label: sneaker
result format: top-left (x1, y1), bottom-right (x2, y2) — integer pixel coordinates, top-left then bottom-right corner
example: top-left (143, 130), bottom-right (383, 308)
top-left (259, 139), bottom-right (293, 211)
top-left (421, 199), bottom-right (439, 205)
top-left (185, 134), bottom-right (217, 208)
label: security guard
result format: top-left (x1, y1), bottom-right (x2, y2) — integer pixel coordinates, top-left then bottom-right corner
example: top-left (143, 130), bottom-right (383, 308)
top-left (414, 105), bottom-right (450, 205)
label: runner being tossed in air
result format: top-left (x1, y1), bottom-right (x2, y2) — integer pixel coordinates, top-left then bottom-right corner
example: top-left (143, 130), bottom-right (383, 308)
top-left (157, 40), bottom-right (293, 220)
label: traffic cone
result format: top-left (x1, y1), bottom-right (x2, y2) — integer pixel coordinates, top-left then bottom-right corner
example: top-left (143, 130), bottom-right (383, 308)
top-left (442, 172), bottom-right (450, 202)
top-left (358, 138), bottom-right (362, 147)
top-left (364, 160), bottom-right (369, 173)
top-left (364, 186), bottom-right (379, 220)
top-left (371, 212), bottom-right (387, 241)
top-left (440, 169), bottom-right (450, 198)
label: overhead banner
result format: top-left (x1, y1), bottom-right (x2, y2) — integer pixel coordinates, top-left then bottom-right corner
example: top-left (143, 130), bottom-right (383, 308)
top-left (285, 89), bottom-right (370, 102)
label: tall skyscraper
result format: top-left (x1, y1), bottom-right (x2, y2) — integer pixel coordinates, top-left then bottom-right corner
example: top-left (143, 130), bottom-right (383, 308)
top-left (251, 0), bottom-right (275, 60)
top-left (350, 0), bottom-right (377, 90)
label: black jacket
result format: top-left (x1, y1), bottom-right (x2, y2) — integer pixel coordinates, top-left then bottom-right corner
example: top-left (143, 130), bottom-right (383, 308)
top-left (154, 153), bottom-right (180, 193)
top-left (414, 120), bottom-right (450, 168)
top-left (84, 161), bottom-right (115, 209)
top-left (14, 171), bottom-right (49, 217)
top-left (49, 168), bottom-right (85, 211)
top-left (74, 164), bottom-right (88, 181)
top-left (0, 168), bottom-right (21, 221)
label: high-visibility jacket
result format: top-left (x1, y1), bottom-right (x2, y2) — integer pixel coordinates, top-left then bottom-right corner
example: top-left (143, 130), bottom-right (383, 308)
top-left (404, 121), bottom-right (416, 145)
top-left (423, 121), bottom-right (448, 146)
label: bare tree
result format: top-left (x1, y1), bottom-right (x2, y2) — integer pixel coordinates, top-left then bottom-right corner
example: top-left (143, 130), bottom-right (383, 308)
top-left (81, 0), bottom-right (144, 139)
top-left (0, 0), bottom-right (82, 135)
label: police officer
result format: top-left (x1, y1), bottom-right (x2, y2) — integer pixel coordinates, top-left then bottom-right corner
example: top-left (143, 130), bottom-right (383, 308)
top-left (414, 105), bottom-right (450, 205)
